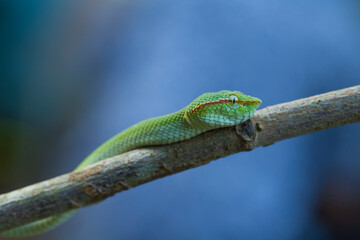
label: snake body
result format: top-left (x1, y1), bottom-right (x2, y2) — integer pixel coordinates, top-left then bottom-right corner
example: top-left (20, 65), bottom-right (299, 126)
top-left (1, 90), bottom-right (261, 237)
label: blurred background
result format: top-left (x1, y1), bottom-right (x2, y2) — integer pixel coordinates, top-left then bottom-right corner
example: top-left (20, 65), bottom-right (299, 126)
top-left (1, 0), bottom-right (360, 239)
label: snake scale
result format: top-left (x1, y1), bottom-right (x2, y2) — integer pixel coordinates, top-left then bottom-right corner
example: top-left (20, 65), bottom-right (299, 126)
top-left (1, 90), bottom-right (262, 237)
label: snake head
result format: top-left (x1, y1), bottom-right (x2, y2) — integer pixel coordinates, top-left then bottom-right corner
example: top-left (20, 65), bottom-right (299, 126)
top-left (184, 90), bottom-right (262, 130)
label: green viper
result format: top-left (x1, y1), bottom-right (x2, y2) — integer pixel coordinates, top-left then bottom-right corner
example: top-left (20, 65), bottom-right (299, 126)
top-left (1, 90), bottom-right (262, 237)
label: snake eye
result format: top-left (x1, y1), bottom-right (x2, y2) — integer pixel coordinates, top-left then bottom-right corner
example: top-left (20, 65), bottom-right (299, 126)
top-left (228, 95), bottom-right (239, 105)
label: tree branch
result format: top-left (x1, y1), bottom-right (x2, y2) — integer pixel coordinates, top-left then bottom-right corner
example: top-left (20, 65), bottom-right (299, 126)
top-left (0, 85), bottom-right (359, 232)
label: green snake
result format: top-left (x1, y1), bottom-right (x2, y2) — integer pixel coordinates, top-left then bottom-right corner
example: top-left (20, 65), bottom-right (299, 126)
top-left (1, 90), bottom-right (262, 237)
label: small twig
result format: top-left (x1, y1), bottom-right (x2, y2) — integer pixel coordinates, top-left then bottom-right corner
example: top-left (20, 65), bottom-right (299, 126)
top-left (0, 85), bottom-right (359, 232)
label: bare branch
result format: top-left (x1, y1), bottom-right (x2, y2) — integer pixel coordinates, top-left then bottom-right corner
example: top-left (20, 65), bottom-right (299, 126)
top-left (0, 85), bottom-right (359, 232)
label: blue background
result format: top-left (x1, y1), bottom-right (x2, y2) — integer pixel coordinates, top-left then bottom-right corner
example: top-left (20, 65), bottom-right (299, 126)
top-left (1, 1), bottom-right (359, 240)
